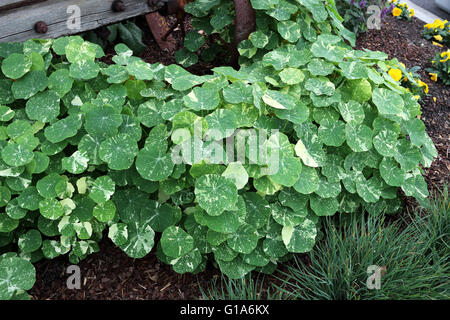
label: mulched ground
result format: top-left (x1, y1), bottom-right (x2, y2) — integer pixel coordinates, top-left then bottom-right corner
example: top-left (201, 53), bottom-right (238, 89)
top-left (30, 14), bottom-right (449, 300)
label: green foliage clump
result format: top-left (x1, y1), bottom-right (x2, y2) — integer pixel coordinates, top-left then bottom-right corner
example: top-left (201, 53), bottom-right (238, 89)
top-left (0, 0), bottom-right (437, 297)
top-left (427, 50), bottom-right (450, 86)
top-left (423, 19), bottom-right (450, 47)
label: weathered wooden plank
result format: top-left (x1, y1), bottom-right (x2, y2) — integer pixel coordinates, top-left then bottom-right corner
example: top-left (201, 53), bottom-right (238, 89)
top-left (0, 0), bottom-right (154, 42)
top-left (0, 0), bottom-right (46, 12)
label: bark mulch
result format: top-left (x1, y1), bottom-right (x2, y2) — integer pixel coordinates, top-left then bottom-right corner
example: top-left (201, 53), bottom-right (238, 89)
top-left (30, 14), bottom-right (449, 300)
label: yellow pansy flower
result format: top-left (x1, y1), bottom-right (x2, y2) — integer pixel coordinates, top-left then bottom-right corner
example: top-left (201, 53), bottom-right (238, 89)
top-left (409, 9), bottom-right (414, 17)
top-left (440, 51), bottom-right (450, 62)
top-left (413, 95), bottom-right (420, 100)
top-left (429, 73), bottom-right (438, 82)
top-left (432, 41), bottom-right (443, 47)
top-left (434, 35), bottom-right (443, 41)
top-left (418, 80), bottom-right (429, 94)
top-left (388, 68), bottom-right (402, 82)
top-left (393, 7), bottom-right (402, 16)
top-left (433, 97), bottom-right (437, 103)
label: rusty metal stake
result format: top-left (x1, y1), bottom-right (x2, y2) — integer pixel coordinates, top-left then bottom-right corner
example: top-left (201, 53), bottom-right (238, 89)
top-left (145, 0), bottom-right (256, 62)
top-left (145, 12), bottom-right (177, 51)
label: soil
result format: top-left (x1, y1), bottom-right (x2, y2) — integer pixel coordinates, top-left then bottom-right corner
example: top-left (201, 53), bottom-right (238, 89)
top-left (29, 14), bottom-right (449, 300)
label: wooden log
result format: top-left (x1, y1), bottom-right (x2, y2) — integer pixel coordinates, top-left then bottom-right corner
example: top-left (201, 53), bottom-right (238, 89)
top-left (0, 0), bottom-right (153, 42)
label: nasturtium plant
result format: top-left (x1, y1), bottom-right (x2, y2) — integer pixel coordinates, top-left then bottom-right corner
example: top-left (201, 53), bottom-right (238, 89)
top-left (0, 0), bottom-right (437, 295)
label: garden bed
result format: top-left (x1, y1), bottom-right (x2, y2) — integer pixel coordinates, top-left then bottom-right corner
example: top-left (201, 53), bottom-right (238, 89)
top-left (29, 13), bottom-right (449, 300)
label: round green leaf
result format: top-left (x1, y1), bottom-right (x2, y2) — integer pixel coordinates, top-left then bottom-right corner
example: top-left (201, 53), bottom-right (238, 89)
top-left (226, 224), bottom-right (258, 254)
top-left (6, 198), bottom-right (27, 219)
top-left (126, 60), bottom-right (154, 80)
top-left (373, 129), bottom-right (398, 157)
top-left (183, 87), bottom-right (220, 111)
top-left (93, 200), bottom-right (116, 222)
top-left (99, 133), bottom-right (138, 170)
top-left (293, 165), bottom-right (319, 194)
top-left (1, 53), bottom-right (32, 79)
top-left (310, 194), bottom-right (339, 216)
top-left (39, 198), bottom-right (64, 220)
top-left (18, 229), bottom-right (42, 254)
top-left (172, 248), bottom-right (202, 274)
top-left (282, 218), bottom-right (317, 253)
top-left (379, 157), bottom-right (406, 187)
top-left (216, 256), bottom-right (254, 279)
top-left (0, 257), bottom-right (35, 300)
top-left (1, 143), bottom-right (34, 167)
top-left (85, 106), bottom-right (123, 138)
top-left (62, 151), bottom-right (89, 174)
top-left (345, 123), bottom-right (373, 152)
top-left (108, 223), bottom-right (128, 246)
top-left (372, 88), bottom-right (404, 117)
top-left (0, 106), bottom-right (15, 122)
top-left (44, 114), bottom-right (82, 143)
top-left (25, 90), bottom-right (60, 123)
top-left (270, 203), bottom-right (306, 227)
top-left (48, 69), bottom-right (73, 97)
top-left (318, 120), bottom-right (346, 147)
top-left (161, 226), bottom-right (194, 258)
top-left (221, 162), bottom-right (248, 190)
top-left (89, 176), bottom-right (115, 204)
top-left (195, 174), bottom-right (238, 216)
top-left (184, 31), bottom-right (205, 52)
top-left (136, 146), bottom-right (174, 181)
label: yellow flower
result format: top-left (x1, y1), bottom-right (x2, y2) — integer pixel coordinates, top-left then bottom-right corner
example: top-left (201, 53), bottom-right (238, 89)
top-left (418, 80), bottom-right (429, 94)
top-left (434, 35), bottom-right (443, 41)
top-left (429, 73), bottom-right (438, 82)
top-left (393, 7), bottom-right (402, 16)
top-left (432, 41), bottom-right (443, 47)
top-left (433, 97), bottom-right (437, 102)
top-left (409, 9), bottom-right (414, 17)
top-left (440, 51), bottom-right (450, 62)
top-left (388, 68), bottom-right (402, 81)
top-left (399, 3), bottom-right (406, 7)
top-left (413, 95), bottom-right (420, 100)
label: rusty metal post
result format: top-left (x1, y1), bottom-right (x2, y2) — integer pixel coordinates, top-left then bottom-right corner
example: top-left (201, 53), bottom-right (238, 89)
top-left (232, 0), bottom-right (256, 68)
